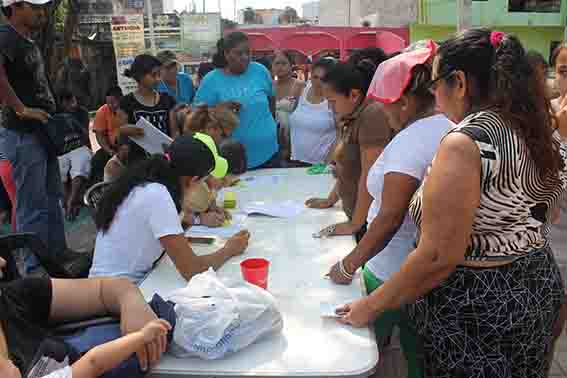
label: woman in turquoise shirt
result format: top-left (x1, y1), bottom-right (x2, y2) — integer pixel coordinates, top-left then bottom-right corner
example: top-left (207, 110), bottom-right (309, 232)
top-left (193, 32), bottom-right (279, 169)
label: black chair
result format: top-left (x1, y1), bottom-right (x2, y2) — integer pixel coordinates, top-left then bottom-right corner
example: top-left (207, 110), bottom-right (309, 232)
top-left (0, 232), bottom-right (91, 279)
top-left (83, 181), bottom-right (110, 211)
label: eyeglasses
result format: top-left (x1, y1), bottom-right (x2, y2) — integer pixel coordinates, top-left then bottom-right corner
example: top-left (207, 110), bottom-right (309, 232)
top-left (427, 70), bottom-right (455, 94)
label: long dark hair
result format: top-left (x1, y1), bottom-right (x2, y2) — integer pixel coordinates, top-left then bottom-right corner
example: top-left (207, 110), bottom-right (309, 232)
top-left (95, 155), bottom-right (181, 232)
top-left (437, 28), bottom-right (562, 178)
top-left (322, 60), bottom-right (377, 97)
top-left (212, 32), bottom-right (249, 68)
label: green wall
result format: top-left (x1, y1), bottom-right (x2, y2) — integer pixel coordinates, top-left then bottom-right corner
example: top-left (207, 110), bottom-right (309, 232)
top-left (410, 24), bottom-right (564, 61)
top-left (417, 0), bottom-right (565, 26)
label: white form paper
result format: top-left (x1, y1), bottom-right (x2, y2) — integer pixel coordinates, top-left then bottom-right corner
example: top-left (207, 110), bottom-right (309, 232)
top-left (241, 200), bottom-right (304, 218)
top-left (125, 117), bottom-right (173, 155)
top-left (185, 213), bottom-right (248, 238)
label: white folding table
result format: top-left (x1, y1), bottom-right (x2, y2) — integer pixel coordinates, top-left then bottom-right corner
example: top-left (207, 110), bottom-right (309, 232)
top-left (139, 168), bottom-right (379, 378)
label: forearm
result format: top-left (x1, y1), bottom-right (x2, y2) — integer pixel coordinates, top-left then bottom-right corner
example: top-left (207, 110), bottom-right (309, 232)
top-left (170, 112), bottom-right (180, 138)
top-left (169, 242), bottom-right (234, 281)
top-left (99, 279), bottom-right (156, 334)
top-left (0, 65), bottom-right (25, 113)
top-left (328, 183), bottom-right (339, 204)
top-left (73, 332), bottom-right (146, 378)
top-left (343, 213), bottom-right (404, 273)
top-left (366, 246), bottom-right (456, 312)
top-left (351, 174), bottom-right (372, 228)
top-left (196, 247), bottom-right (235, 274)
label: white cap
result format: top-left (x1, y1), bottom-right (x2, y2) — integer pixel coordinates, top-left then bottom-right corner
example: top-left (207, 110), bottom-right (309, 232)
top-left (2, 0), bottom-right (51, 6)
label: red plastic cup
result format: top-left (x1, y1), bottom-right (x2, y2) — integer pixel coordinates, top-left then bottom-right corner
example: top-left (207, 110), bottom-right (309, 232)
top-left (241, 258), bottom-right (270, 289)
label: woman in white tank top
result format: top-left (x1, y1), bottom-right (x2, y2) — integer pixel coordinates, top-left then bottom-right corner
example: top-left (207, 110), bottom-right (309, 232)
top-left (288, 59), bottom-right (337, 164)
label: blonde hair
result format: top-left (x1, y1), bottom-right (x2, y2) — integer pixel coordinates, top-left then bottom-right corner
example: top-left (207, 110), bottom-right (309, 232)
top-left (184, 104), bottom-right (239, 136)
top-left (183, 181), bottom-right (213, 213)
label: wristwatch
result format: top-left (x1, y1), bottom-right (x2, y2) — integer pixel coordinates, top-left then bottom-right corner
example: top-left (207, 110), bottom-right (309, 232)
top-left (193, 214), bottom-right (201, 226)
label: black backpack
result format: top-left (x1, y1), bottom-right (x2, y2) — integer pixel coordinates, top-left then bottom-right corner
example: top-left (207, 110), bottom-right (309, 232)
top-left (42, 113), bottom-right (85, 157)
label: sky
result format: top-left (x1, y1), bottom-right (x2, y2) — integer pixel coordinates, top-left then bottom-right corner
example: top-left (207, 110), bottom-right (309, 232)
top-left (173, 0), bottom-right (310, 20)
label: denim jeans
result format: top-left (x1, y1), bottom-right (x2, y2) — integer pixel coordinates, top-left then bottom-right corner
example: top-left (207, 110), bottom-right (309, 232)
top-left (0, 127), bottom-right (67, 272)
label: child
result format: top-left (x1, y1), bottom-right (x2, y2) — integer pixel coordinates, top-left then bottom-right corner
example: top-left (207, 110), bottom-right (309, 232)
top-left (103, 136), bottom-right (146, 183)
top-left (219, 138), bottom-right (247, 187)
top-left (1, 318), bottom-right (171, 378)
top-left (183, 104), bottom-right (238, 144)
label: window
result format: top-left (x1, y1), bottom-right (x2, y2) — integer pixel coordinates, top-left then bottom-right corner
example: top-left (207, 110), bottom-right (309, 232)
top-left (508, 0), bottom-right (560, 13)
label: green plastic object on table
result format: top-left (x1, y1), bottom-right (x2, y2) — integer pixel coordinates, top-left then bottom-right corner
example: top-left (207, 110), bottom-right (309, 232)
top-left (307, 164), bottom-right (330, 175)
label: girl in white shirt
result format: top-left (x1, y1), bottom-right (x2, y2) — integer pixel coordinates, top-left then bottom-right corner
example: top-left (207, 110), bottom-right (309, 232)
top-left (90, 133), bottom-right (250, 285)
top-left (327, 41), bottom-right (452, 378)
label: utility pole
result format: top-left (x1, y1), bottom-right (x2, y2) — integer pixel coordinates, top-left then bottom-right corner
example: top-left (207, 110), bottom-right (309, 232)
top-left (145, 0), bottom-right (157, 54)
top-left (457, 0), bottom-right (472, 31)
top-left (203, 0), bottom-right (206, 13)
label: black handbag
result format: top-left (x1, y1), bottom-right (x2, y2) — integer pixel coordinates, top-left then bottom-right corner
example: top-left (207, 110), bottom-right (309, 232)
top-left (43, 113), bottom-right (85, 156)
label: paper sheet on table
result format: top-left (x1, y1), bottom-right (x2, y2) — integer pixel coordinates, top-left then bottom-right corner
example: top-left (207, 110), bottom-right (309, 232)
top-left (126, 117), bottom-right (173, 155)
top-left (241, 201), bottom-right (304, 218)
top-left (185, 213), bottom-right (247, 238)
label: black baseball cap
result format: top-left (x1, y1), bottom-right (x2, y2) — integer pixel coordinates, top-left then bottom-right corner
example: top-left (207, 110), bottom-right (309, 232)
top-left (168, 133), bottom-right (227, 179)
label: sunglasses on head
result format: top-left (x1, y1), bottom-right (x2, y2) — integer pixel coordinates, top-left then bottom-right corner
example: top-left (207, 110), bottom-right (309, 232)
top-left (427, 69), bottom-right (455, 94)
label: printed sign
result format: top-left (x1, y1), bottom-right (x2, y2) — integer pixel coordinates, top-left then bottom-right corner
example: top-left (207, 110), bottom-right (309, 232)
top-left (111, 15), bottom-right (146, 94)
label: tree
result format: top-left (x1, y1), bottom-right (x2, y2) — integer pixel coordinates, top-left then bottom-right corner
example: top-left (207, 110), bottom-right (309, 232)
top-left (221, 18), bottom-right (238, 32)
top-left (279, 6), bottom-right (298, 24)
top-left (243, 7), bottom-right (256, 24)
top-left (37, 0), bottom-right (65, 76)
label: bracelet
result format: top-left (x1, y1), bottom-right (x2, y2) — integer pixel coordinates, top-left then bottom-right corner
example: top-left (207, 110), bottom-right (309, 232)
top-left (339, 260), bottom-right (354, 279)
top-left (193, 214), bottom-right (201, 226)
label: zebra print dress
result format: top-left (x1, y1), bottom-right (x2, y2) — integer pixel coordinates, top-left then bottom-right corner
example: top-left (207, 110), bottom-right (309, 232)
top-left (409, 110), bottom-right (567, 261)
top-left (407, 110), bottom-right (567, 377)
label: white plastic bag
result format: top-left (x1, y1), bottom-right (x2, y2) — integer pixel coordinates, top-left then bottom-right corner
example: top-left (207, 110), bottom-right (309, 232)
top-left (168, 268), bottom-right (284, 360)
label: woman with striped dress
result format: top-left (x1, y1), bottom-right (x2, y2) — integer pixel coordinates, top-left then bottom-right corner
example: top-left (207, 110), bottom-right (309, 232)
top-left (336, 28), bottom-right (567, 377)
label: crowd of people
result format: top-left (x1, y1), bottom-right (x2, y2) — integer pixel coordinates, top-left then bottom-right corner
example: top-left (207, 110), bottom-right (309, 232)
top-left (2, 0), bottom-right (567, 377)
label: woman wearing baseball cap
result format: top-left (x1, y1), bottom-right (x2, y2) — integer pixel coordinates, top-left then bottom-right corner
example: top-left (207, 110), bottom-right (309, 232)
top-left (89, 133), bottom-right (249, 284)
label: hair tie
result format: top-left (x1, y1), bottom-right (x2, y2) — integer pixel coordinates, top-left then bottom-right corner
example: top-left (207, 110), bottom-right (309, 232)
top-left (490, 31), bottom-right (505, 48)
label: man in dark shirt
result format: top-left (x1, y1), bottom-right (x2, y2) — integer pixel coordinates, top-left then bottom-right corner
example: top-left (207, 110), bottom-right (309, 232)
top-left (0, 0), bottom-right (70, 273)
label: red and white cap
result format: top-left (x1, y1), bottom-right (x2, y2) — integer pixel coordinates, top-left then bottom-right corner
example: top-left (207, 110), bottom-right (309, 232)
top-left (367, 39), bottom-right (437, 104)
top-left (2, 0), bottom-right (51, 6)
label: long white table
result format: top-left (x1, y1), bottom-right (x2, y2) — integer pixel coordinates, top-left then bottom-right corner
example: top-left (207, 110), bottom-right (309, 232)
top-left (139, 168), bottom-right (379, 378)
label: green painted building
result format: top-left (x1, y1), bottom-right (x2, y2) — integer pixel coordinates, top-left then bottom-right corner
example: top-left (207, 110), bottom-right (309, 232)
top-left (411, 0), bottom-right (565, 61)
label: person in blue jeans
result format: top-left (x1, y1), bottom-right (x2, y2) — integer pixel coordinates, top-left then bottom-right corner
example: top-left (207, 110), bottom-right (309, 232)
top-left (193, 32), bottom-right (279, 169)
top-left (0, 0), bottom-right (70, 273)
top-left (156, 50), bottom-right (194, 105)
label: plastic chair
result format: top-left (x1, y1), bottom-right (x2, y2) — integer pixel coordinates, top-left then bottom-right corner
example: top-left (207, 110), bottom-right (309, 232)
top-left (83, 181), bottom-right (110, 210)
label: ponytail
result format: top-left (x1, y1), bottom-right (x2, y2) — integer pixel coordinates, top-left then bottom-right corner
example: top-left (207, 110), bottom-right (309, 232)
top-left (95, 155), bottom-right (181, 232)
top-left (438, 27), bottom-right (563, 179)
top-left (321, 60), bottom-right (377, 98)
